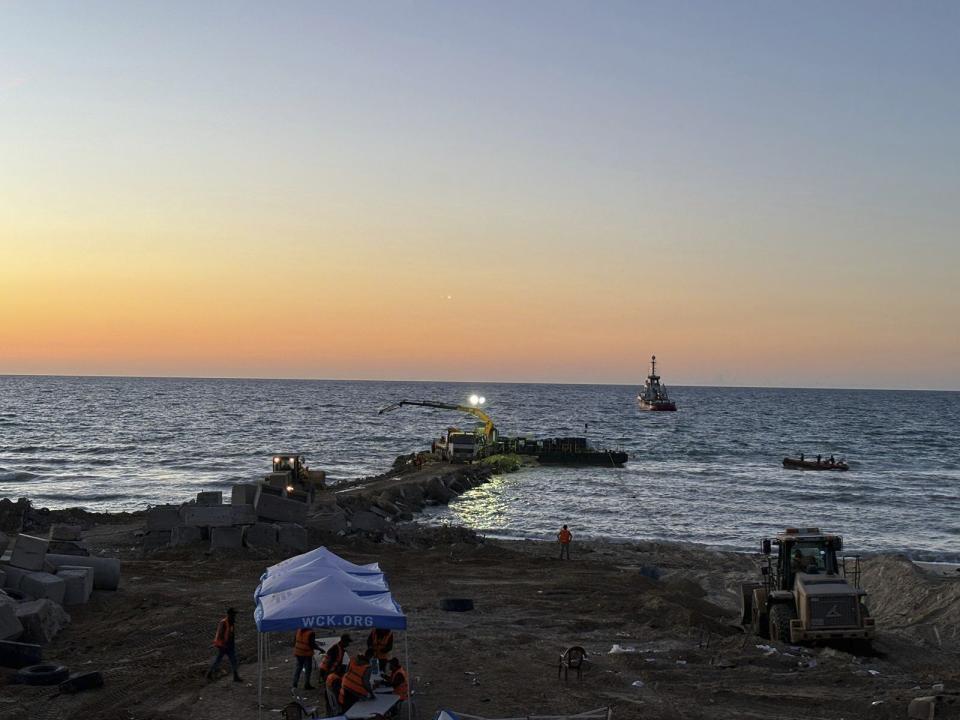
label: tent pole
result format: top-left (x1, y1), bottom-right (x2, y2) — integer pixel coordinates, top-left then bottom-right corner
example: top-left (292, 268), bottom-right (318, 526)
top-left (405, 631), bottom-right (412, 720)
top-left (257, 633), bottom-right (263, 720)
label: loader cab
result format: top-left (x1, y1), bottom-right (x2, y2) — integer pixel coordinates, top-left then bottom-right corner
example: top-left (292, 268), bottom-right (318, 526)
top-left (272, 454), bottom-right (305, 478)
top-left (773, 528), bottom-right (842, 590)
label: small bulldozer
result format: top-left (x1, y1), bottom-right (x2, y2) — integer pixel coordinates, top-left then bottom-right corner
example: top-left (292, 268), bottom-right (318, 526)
top-left (740, 528), bottom-right (875, 646)
top-left (263, 454), bottom-right (326, 503)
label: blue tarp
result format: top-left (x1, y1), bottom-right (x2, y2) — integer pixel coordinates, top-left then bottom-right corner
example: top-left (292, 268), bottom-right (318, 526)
top-left (254, 576), bottom-right (406, 632)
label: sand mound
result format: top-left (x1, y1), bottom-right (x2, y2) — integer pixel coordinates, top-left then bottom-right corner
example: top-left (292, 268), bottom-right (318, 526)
top-left (861, 554), bottom-right (960, 652)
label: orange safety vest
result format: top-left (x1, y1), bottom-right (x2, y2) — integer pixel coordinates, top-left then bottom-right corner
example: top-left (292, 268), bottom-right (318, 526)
top-left (559, 528), bottom-right (572, 544)
top-left (212, 618), bottom-right (234, 649)
top-left (390, 667), bottom-right (409, 700)
top-left (339, 657), bottom-right (370, 703)
top-left (326, 671), bottom-right (342, 691)
top-left (368, 629), bottom-right (393, 659)
top-left (319, 643), bottom-right (344, 672)
top-left (294, 628), bottom-right (315, 657)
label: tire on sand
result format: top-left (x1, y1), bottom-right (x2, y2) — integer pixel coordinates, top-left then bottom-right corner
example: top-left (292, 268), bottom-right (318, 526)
top-left (16, 664), bottom-right (70, 686)
top-left (768, 603), bottom-right (797, 644)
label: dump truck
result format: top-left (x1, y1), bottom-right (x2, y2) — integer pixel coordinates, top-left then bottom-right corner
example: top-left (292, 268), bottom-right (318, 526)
top-left (740, 527), bottom-right (875, 645)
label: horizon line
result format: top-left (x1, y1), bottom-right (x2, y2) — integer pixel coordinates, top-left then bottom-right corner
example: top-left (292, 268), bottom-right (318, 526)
top-left (0, 371), bottom-right (957, 394)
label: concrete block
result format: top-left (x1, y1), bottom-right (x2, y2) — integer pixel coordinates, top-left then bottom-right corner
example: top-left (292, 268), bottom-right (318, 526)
top-left (265, 471), bottom-right (292, 489)
top-left (309, 510), bottom-right (347, 535)
top-left (2, 564), bottom-right (31, 591)
top-left (210, 526), bottom-right (244, 550)
top-left (47, 540), bottom-right (89, 557)
top-left (196, 491), bottom-right (223, 506)
top-left (49, 525), bottom-right (82, 542)
top-left (231, 483), bottom-right (258, 506)
top-left (20, 572), bottom-right (65, 605)
top-left (0, 532), bottom-right (8, 557)
top-left (10, 535), bottom-right (48, 571)
top-left (349, 510), bottom-right (389, 534)
top-left (276, 523), bottom-right (308, 552)
top-left (244, 523), bottom-right (277, 547)
top-left (143, 531), bottom-right (171, 550)
top-left (0, 604), bottom-right (23, 641)
top-left (231, 504), bottom-right (257, 525)
top-left (15, 599), bottom-right (70, 645)
top-left (182, 505), bottom-right (235, 528)
top-left (255, 486), bottom-right (308, 524)
top-left (171, 525), bottom-right (202, 546)
top-left (56, 567), bottom-right (93, 606)
top-left (45, 555), bottom-right (120, 591)
top-left (146, 505), bottom-right (182, 532)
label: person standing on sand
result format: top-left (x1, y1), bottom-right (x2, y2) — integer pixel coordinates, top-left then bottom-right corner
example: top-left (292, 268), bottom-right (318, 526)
top-left (558, 524), bottom-right (572, 559)
top-left (206, 607), bottom-right (243, 682)
top-left (292, 626), bottom-right (322, 690)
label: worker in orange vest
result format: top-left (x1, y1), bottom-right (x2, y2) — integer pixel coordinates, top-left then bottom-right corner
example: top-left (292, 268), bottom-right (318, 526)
top-left (558, 524), bottom-right (572, 560)
top-left (366, 627), bottom-right (394, 676)
top-left (339, 648), bottom-right (375, 711)
top-left (206, 607), bottom-right (243, 682)
top-left (318, 633), bottom-right (351, 683)
top-left (383, 657), bottom-right (409, 701)
top-left (292, 626), bottom-right (322, 690)
top-left (324, 662), bottom-right (346, 715)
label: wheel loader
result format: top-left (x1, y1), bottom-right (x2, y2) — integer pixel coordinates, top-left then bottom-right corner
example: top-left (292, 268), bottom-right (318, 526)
top-left (740, 528), bottom-right (875, 646)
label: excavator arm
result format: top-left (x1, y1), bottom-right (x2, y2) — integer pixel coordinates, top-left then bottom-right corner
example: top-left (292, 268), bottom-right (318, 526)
top-left (378, 399), bottom-right (496, 439)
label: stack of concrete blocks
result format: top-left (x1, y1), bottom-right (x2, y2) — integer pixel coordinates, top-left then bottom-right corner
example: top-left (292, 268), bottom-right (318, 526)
top-left (144, 505), bottom-right (181, 549)
top-left (0, 534), bottom-right (72, 644)
top-left (144, 483), bottom-right (311, 553)
top-left (47, 524), bottom-right (89, 557)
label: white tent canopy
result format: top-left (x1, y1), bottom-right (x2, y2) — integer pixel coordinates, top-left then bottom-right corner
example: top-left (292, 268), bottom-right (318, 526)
top-left (262, 545), bottom-right (382, 579)
top-left (255, 564), bottom-right (389, 599)
top-left (254, 576), bottom-right (407, 632)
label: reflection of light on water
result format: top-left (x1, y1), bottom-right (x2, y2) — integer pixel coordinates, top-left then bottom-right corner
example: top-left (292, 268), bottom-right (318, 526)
top-left (422, 473), bottom-right (517, 533)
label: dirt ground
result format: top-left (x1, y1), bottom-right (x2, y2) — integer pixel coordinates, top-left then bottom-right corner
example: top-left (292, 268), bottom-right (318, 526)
top-left (1, 525), bottom-right (958, 720)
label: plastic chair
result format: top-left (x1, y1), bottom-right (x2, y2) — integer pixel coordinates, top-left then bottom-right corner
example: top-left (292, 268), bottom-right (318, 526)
top-left (558, 646), bottom-right (587, 680)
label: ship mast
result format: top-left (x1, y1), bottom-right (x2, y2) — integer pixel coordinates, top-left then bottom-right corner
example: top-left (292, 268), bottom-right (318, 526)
top-left (650, 355), bottom-right (657, 378)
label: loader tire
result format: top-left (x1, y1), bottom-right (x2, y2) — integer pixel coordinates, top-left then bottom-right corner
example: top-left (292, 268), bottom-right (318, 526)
top-left (769, 603), bottom-right (797, 644)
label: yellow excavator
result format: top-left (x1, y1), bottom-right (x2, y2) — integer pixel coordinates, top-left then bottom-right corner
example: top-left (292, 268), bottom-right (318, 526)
top-left (378, 399), bottom-right (498, 461)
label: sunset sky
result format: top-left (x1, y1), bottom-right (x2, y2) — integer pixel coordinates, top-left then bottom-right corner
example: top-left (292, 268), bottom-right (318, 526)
top-left (2, 2), bottom-right (958, 389)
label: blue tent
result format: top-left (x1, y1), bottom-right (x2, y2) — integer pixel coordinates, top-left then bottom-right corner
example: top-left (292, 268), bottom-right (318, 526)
top-left (254, 576), bottom-right (407, 632)
top-left (262, 546), bottom-right (382, 579)
top-left (254, 565), bottom-right (389, 599)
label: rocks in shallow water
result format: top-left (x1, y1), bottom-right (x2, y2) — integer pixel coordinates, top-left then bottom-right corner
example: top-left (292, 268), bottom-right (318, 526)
top-left (15, 599), bottom-right (70, 644)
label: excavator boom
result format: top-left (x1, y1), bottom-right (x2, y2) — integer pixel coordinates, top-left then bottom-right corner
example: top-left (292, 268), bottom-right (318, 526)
top-left (378, 399), bottom-right (496, 439)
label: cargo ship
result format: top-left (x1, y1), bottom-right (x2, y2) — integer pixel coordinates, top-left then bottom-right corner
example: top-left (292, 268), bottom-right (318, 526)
top-left (637, 355), bottom-right (677, 411)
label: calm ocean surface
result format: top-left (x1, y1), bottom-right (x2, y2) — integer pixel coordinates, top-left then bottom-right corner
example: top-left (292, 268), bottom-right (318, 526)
top-left (1, 376), bottom-right (958, 560)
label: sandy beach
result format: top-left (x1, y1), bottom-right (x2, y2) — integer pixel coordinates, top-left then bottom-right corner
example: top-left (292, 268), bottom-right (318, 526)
top-left (2, 505), bottom-right (958, 720)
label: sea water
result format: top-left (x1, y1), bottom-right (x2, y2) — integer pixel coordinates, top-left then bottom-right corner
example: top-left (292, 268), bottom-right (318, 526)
top-left (0, 376), bottom-right (957, 560)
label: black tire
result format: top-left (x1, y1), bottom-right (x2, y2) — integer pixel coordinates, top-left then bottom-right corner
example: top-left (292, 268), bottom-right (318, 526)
top-left (440, 598), bottom-right (474, 612)
top-left (16, 664), bottom-right (71, 686)
top-left (769, 604), bottom-right (797, 644)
